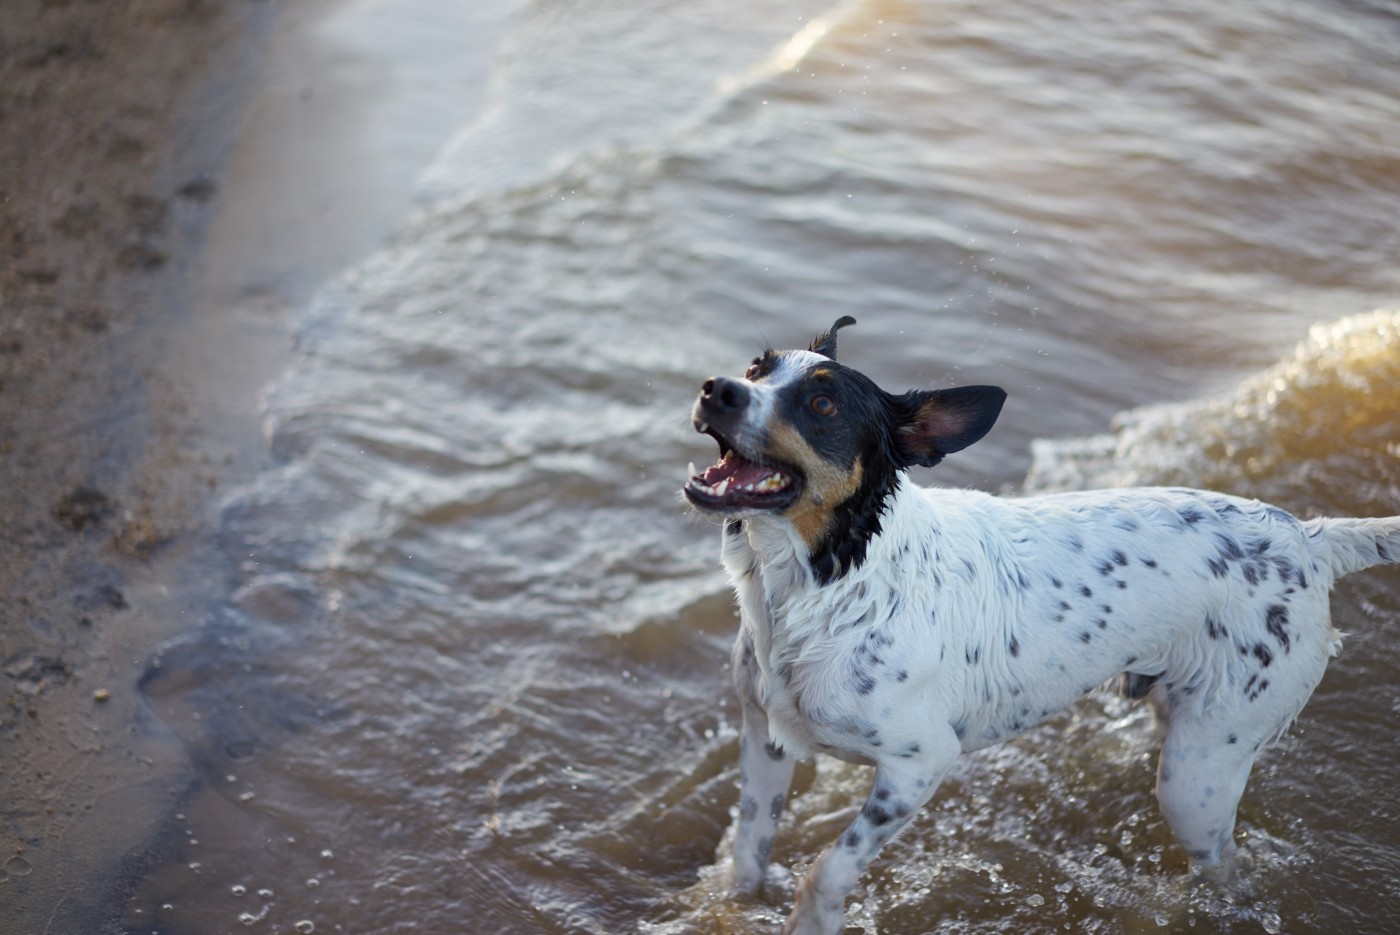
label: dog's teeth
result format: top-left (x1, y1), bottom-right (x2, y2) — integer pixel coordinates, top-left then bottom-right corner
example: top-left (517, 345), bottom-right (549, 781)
top-left (715, 478), bottom-right (729, 496)
top-left (688, 462), bottom-right (698, 479)
top-left (698, 421), bottom-right (710, 433)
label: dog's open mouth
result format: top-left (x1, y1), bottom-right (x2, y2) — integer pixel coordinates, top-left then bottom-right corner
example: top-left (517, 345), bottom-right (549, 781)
top-left (684, 429), bottom-right (801, 512)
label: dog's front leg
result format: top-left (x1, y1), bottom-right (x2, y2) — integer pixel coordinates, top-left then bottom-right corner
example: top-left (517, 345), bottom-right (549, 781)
top-left (731, 706), bottom-right (796, 894)
top-left (782, 727), bottom-right (960, 935)
top-left (728, 633), bottom-right (795, 895)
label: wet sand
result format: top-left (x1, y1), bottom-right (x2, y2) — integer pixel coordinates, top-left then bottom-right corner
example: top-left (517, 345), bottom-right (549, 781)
top-left (1, 0), bottom-right (505, 928)
top-left (1, 1), bottom-right (271, 928)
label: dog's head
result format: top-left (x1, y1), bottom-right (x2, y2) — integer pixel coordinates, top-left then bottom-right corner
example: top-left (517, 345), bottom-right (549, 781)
top-left (684, 317), bottom-right (1004, 578)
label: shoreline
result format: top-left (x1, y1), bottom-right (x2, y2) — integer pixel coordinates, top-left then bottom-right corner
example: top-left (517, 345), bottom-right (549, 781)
top-left (1, 1), bottom-right (280, 929)
top-left (1, 1), bottom-right (514, 927)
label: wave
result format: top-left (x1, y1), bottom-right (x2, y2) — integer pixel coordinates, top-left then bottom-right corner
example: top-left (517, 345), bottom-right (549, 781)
top-left (1025, 310), bottom-right (1400, 517)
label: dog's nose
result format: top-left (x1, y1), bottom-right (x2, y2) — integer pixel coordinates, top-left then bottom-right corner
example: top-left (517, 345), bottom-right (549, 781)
top-left (700, 376), bottom-right (750, 414)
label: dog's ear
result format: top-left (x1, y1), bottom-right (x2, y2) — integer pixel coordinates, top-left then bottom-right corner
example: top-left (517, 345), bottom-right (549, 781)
top-left (894, 385), bottom-right (1006, 467)
top-left (810, 316), bottom-right (858, 359)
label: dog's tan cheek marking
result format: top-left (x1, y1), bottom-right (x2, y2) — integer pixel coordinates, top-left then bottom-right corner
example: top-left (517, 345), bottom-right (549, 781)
top-left (765, 421), bottom-right (863, 554)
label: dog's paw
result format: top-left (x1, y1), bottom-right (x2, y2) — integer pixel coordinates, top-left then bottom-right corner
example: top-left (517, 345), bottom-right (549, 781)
top-left (780, 885), bottom-right (845, 935)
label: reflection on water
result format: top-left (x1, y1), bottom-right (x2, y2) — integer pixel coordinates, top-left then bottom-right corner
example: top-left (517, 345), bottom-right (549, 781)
top-left (130, 0), bottom-right (1400, 931)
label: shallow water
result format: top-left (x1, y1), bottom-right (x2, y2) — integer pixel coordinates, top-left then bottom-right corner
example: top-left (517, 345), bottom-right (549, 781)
top-left (127, 0), bottom-right (1400, 932)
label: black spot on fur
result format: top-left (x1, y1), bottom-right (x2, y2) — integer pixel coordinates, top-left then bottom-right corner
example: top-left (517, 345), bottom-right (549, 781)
top-left (1080, 585), bottom-right (1093, 598)
top-left (845, 830), bottom-right (862, 849)
top-left (1215, 534), bottom-right (1245, 561)
top-left (1079, 631), bottom-right (1092, 644)
top-left (1252, 643), bottom-right (1273, 667)
top-left (896, 669), bottom-right (908, 682)
top-left (1112, 550), bottom-right (1129, 567)
top-left (1179, 507), bottom-right (1206, 527)
top-left (1009, 635), bottom-right (1020, 657)
top-left (764, 742), bottom-right (785, 761)
top-left (1266, 605), bottom-right (1291, 652)
top-left (1206, 557), bottom-right (1229, 578)
top-left (1227, 734), bottom-right (1238, 745)
top-left (770, 794), bottom-right (786, 821)
top-left (1141, 558), bottom-right (1158, 568)
top-left (1205, 616), bottom-right (1227, 640)
top-left (862, 802), bottom-right (895, 827)
top-left (1051, 577), bottom-right (1063, 589)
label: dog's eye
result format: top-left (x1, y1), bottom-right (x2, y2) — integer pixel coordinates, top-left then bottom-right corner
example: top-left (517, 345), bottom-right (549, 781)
top-left (811, 395), bottom-right (837, 416)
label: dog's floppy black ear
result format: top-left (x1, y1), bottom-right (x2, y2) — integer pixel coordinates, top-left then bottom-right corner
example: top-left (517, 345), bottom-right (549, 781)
top-left (894, 385), bottom-right (1006, 467)
top-left (810, 316), bottom-right (858, 359)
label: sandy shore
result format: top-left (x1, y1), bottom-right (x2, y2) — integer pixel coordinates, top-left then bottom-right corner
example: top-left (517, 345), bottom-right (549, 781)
top-left (0, 1), bottom-right (276, 928)
top-left (2, 1), bottom-right (510, 927)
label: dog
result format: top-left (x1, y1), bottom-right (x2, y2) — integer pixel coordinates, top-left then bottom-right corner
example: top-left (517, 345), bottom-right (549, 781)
top-left (682, 317), bottom-right (1400, 935)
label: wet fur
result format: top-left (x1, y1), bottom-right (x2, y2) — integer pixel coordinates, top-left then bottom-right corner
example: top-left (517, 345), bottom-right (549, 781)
top-left (686, 321), bottom-right (1400, 935)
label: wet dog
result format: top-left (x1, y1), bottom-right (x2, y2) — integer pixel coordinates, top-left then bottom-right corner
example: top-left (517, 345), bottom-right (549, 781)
top-left (683, 317), bottom-right (1400, 935)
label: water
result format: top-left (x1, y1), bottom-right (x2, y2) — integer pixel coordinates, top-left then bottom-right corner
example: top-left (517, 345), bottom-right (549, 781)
top-left (129, 0), bottom-right (1400, 932)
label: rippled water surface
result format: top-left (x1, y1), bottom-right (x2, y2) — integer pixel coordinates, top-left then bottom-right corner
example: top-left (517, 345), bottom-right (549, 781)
top-left (129, 0), bottom-right (1400, 932)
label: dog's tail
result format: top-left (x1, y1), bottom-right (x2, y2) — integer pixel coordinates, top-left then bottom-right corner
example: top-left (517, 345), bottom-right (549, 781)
top-left (1305, 515), bottom-right (1400, 579)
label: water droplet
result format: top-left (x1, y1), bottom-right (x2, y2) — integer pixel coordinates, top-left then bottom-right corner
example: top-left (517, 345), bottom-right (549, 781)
top-left (1027, 893), bottom-right (1045, 907)
top-left (257, 888), bottom-right (274, 899)
top-left (231, 885), bottom-right (247, 898)
top-left (306, 878), bottom-right (320, 888)
top-left (295, 922), bottom-right (316, 934)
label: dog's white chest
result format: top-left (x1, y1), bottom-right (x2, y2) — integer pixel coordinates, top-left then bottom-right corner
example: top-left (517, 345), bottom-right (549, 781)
top-left (728, 521), bottom-right (924, 760)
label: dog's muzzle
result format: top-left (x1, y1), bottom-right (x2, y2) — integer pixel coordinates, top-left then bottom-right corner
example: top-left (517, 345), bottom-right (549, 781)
top-left (684, 376), bottom-right (801, 512)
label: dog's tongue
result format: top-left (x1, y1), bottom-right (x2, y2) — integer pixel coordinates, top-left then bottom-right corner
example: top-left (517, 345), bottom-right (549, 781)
top-left (698, 451), bottom-right (773, 487)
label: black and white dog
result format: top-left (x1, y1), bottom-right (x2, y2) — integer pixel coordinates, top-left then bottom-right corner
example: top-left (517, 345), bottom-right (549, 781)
top-left (683, 317), bottom-right (1399, 935)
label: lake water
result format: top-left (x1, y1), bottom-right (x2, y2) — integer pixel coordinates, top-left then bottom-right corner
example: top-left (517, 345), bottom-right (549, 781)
top-left (127, 0), bottom-right (1400, 932)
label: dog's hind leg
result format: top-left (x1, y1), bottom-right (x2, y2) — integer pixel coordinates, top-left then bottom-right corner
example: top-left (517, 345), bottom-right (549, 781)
top-left (1154, 717), bottom-right (1261, 870)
